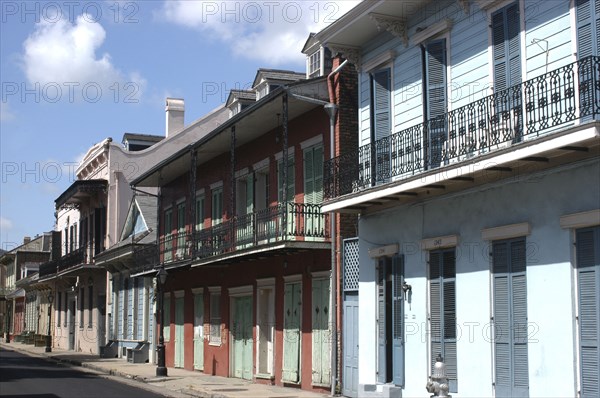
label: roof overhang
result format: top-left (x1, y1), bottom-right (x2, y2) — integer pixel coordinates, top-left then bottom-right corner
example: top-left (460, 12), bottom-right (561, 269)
top-left (55, 179), bottom-right (107, 209)
top-left (134, 78), bottom-right (329, 187)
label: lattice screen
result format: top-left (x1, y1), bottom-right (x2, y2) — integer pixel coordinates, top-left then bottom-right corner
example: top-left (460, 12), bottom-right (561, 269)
top-left (343, 238), bottom-right (359, 291)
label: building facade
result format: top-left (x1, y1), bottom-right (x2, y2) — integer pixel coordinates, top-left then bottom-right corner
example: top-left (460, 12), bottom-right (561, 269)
top-left (315, 0), bottom-right (600, 397)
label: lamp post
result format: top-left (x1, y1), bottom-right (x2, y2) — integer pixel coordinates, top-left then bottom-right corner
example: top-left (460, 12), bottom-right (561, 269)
top-left (156, 266), bottom-right (168, 377)
top-left (45, 290), bottom-right (54, 353)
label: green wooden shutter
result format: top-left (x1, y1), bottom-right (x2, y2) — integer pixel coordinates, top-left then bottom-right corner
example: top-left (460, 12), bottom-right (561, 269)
top-left (163, 294), bottom-right (171, 342)
top-left (576, 227), bottom-right (600, 398)
top-left (493, 238), bottom-right (528, 397)
top-left (174, 296), bottom-right (185, 368)
top-left (492, 3), bottom-right (522, 92)
top-left (392, 255), bottom-right (405, 386)
top-left (278, 157), bottom-right (295, 203)
top-left (283, 282), bottom-right (301, 383)
top-left (312, 278), bottom-right (331, 385)
top-left (193, 294), bottom-right (204, 370)
top-left (246, 174), bottom-right (254, 215)
top-left (304, 149), bottom-right (315, 204)
top-left (377, 258), bottom-right (387, 384)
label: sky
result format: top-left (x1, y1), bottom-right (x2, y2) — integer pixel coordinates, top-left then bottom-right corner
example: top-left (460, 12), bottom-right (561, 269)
top-left (0, 0), bottom-right (360, 251)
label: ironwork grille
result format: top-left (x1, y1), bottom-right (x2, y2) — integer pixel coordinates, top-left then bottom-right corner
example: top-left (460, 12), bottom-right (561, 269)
top-left (343, 238), bottom-right (360, 292)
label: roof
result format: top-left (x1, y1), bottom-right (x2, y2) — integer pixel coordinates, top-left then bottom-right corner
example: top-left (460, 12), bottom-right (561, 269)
top-left (133, 76), bottom-right (329, 188)
top-left (226, 90), bottom-right (256, 107)
top-left (122, 133), bottom-right (164, 144)
top-left (252, 68), bottom-right (305, 88)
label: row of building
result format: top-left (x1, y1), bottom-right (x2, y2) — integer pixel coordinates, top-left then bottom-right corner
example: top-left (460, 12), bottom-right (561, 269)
top-left (1, 1), bottom-right (599, 397)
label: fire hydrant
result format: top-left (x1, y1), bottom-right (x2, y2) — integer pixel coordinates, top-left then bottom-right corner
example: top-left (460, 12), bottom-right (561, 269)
top-left (426, 355), bottom-right (451, 398)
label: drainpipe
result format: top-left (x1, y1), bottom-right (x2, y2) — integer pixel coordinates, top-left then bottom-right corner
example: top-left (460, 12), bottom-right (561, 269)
top-left (325, 57), bottom-right (349, 396)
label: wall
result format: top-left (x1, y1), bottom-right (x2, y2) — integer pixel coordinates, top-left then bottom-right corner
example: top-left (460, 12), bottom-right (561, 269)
top-left (357, 158), bottom-right (599, 397)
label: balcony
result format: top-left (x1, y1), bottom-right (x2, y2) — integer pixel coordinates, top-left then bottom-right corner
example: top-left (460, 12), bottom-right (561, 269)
top-left (38, 243), bottom-right (101, 278)
top-left (157, 202), bottom-right (330, 267)
top-left (325, 56), bottom-right (600, 204)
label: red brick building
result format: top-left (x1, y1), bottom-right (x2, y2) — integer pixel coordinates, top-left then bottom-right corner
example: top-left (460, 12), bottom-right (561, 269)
top-left (132, 62), bottom-right (357, 393)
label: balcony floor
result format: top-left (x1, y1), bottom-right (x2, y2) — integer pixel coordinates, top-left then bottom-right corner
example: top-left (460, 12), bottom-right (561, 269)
top-left (323, 121), bottom-right (600, 214)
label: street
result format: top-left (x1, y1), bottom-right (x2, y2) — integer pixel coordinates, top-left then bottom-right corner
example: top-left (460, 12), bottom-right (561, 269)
top-left (0, 347), bottom-right (166, 398)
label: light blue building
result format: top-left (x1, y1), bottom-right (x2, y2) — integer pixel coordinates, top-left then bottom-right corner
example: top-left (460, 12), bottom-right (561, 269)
top-left (312, 0), bottom-right (599, 396)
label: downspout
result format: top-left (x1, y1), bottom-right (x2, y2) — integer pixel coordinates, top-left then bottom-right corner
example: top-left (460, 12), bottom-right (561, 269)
top-left (326, 57), bottom-right (349, 396)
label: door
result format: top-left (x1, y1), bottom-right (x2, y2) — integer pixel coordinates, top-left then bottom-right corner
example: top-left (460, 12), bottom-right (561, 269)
top-left (174, 296), bottom-right (184, 368)
top-left (342, 293), bottom-right (359, 397)
top-left (193, 294), bottom-right (204, 371)
top-left (312, 278), bottom-right (331, 386)
top-left (232, 295), bottom-right (253, 380)
top-left (282, 281), bottom-right (302, 383)
top-left (231, 296), bottom-right (252, 380)
top-left (97, 294), bottom-right (106, 350)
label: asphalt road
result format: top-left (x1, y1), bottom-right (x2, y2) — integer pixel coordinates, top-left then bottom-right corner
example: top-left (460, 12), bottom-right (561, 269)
top-left (0, 347), bottom-right (166, 398)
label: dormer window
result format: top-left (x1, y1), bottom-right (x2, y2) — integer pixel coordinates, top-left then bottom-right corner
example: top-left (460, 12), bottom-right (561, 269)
top-left (309, 50), bottom-right (321, 78)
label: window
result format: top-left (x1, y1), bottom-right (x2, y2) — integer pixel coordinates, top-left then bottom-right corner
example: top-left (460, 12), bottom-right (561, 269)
top-left (491, 2), bottom-right (522, 92)
top-left (575, 0), bottom-right (599, 120)
top-left (425, 39), bottom-right (448, 168)
top-left (278, 156), bottom-right (295, 203)
top-left (163, 294), bottom-right (171, 342)
top-left (303, 145), bottom-right (324, 204)
top-left (79, 288), bottom-right (84, 329)
top-left (195, 194), bottom-right (205, 231)
top-left (429, 249), bottom-right (457, 392)
top-left (309, 50), bottom-right (321, 78)
top-left (209, 291), bottom-right (221, 345)
top-left (211, 188), bottom-right (224, 226)
top-left (575, 226), bottom-right (600, 397)
top-left (236, 174), bottom-right (254, 217)
top-left (492, 237), bottom-right (528, 397)
top-left (88, 284), bottom-right (93, 329)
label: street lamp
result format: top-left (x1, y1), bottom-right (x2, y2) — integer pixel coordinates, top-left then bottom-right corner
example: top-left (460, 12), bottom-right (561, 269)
top-left (156, 266), bottom-right (168, 377)
top-left (45, 290), bottom-right (54, 353)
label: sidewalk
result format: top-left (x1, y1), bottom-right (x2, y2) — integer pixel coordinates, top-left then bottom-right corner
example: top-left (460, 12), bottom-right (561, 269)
top-left (0, 341), bottom-right (330, 398)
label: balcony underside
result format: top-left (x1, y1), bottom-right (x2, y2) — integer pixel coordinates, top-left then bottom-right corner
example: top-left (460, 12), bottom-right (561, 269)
top-left (323, 121), bottom-right (600, 214)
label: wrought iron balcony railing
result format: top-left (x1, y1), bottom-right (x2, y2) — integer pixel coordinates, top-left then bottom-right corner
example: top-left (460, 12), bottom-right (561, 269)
top-left (156, 202), bottom-right (329, 265)
top-left (38, 244), bottom-right (93, 277)
top-left (325, 56), bottom-right (600, 199)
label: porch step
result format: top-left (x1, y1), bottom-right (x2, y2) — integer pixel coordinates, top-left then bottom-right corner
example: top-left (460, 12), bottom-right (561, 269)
top-left (126, 342), bottom-right (149, 364)
top-left (99, 340), bottom-right (118, 358)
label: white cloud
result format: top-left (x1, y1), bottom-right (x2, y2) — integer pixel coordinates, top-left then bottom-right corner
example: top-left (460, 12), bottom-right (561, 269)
top-left (22, 14), bottom-right (145, 99)
top-left (0, 217), bottom-right (13, 231)
top-left (160, 1), bottom-right (360, 65)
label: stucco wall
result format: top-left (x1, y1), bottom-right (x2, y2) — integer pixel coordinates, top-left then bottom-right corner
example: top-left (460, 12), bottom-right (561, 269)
top-left (357, 158), bottom-right (599, 397)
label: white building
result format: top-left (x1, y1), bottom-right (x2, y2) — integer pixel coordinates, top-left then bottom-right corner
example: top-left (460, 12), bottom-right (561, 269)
top-left (312, 0), bottom-right (599, 397)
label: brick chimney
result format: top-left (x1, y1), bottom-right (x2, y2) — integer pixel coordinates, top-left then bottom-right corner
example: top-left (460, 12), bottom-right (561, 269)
top-left (165, 98), bottom-right (185, 137)
top-left (23, 236), bottom-right (31, 244)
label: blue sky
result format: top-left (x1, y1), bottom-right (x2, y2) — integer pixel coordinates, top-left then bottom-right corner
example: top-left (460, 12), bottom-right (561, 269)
top-left (0, 0), bottom-right (359, 250)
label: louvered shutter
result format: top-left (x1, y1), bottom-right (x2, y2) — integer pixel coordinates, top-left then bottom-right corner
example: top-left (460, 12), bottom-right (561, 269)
top-left (576, 227), bottom-right (600, 398)
top-left (313, 146), bottom-right (324, 204)
top-left (373, 69), bottom-right (391, 182)
top-left (430, 250), bottom-right (458, 392)
top-left (426, 39), bottom-right (447, 168)
top-left (377, 258), bottom-right (387, 384)
top-left (492, 3), bottom-right (522, 92)
top-left (304, 148), bottom-right (315, 204)
top-left (576, 0), bottom-right (599, 59)
top-left (278, 157), bottom-right (295, 203)
top-left (493, 238), bottom-right (529, 397)
top-left (392, 255), bottom-right (405, 386)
